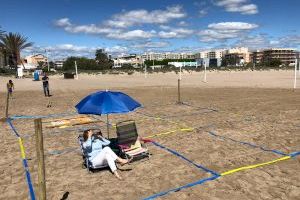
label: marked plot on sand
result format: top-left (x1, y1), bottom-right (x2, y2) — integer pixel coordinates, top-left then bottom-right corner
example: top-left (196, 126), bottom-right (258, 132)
top-left (157, 130), bottom-right (284, 174)
top-left (42, 145), bottom-right (209, 200)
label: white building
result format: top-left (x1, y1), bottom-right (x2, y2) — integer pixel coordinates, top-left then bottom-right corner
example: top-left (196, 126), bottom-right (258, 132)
top-left (54, 60), bottom-right (65, 68)
top-left (25, 54), bottom-right (48, 66)
top-left (194, 50), bottom-right (223, 59)
top-left (223, 47), bottom-right (250, 63)
top-left (113, 54), bottom-right (143, 67)
top-left (168, 61), bottom-right (198, 67)
top-left (141, 52), bottom-right (195, 61)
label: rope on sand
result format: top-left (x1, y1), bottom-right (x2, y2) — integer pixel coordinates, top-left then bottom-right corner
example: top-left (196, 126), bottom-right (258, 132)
top-left (10, 112), bottom-right (78, 120)
top-left (144, 128), bottom-right (194, 139)
top-left (205, 131), bottom-right (288, 156)
top-left (142, 175), bottom-right (220, 200)
top-left (6, 119), bottom-right (36, 200)
top-left (143, 151), bottom-right (300, 199)
top-left (221, 156), bottom-right (291, 176)
top-left (152, 141), bottom-right (219, 176)
top-left (220, 151), bottom-right (300, 176)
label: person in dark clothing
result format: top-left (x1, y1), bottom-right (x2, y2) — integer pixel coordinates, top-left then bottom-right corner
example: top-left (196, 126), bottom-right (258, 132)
top-left (42, 74), bottom-right (50, 97)
top-left (7, 80), bottom-right (14, 98)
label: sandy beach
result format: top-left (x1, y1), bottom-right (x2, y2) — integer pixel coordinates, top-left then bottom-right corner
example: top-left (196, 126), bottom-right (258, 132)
top-left (0, 70), bottom-right (299, 200)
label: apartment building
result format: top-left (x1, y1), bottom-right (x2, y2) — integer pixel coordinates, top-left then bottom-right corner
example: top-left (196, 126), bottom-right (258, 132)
top-left (114, 54), bottom-right (143, 66)
top-left (141, 52), bottom-right (195, 61)
top-left (54, 60), bottom-right (65, 68)
top-left (262, 48), bottom-right (296, 65)
top-left (194, 51), bottom-right (208, 59)
top-left (250, 50), bottom-right (264, 64)
top-left (223, 47), bottom-right (250, 63)
top-left (25, 54), bottom-right (48, 66)
top-left (250, 48), bottom-right (296, 65)
top-left (208, 50), bottom-right (223, 59)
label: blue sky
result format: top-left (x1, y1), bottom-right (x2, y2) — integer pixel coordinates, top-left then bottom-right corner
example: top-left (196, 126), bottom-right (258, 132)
top-left (0, 0), bottom-right (299, 59)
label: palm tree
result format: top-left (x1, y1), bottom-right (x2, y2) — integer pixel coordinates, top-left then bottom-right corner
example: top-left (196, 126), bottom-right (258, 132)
top-left (0, 26), bottom-right (4, 37)
top-left (0, 32), bottom-right (33, 69)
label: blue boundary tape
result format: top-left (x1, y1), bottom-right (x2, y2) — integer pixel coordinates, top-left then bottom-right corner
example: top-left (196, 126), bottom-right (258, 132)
top-left (152, 142), bottom-right (220, 176)
top-left (6, 119), bottom-right (36, 200)
top-left (10, 112), bottom-right (77, 120)
top-left (207, 131), bottom-right (288, 156)
top-left (143, 175), bottom-right (220, 200)
top-left (290, 151), bottom-right (300, 157)
top-left (7, 118), bottom-right (21, 137)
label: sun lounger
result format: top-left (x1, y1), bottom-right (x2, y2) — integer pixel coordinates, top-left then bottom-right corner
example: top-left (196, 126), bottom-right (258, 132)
top-left (116, 120), bottom-right (150, 162)
top-left (78, 134), bottom-right (108, 172)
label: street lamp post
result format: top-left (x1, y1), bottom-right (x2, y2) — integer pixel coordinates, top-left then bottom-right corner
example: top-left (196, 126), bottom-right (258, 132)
top-left (45, 49), bottom-right (50, 72)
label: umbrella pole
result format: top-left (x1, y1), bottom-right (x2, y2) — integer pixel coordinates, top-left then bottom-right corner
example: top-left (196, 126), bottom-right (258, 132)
top-left (106, 114), bottom-right (110, 139)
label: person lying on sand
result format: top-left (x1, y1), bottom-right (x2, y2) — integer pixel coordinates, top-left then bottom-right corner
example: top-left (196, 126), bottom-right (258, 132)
top-left (83, 129), bottom-right (131, 180)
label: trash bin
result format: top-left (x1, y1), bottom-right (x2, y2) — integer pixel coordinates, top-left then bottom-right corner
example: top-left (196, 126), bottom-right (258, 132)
top-left (34, 71), bottom-right (39, 81)
top-left (64, 73), bottom-right (75, 79)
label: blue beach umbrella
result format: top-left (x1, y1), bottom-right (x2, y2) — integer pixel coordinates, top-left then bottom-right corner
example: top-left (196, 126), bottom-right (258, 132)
top-left (75, 90), bottom-right (142, 138)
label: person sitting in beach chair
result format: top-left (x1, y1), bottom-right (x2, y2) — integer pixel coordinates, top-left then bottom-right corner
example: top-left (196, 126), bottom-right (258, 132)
top-left (116, 120), bottom-right (150, 162)
top-left (79, 129), bottom-right (131, 179)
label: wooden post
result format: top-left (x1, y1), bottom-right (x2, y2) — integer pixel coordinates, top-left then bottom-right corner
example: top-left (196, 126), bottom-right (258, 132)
top-left (203, 61), bottom-right (207, 83)
top-left (35, 118), bottom-right (46, 200)
top-left (178, 79), bottom-right (181, 104)
top-left (75, 61), bottom-right (78, 80)
top-left (106, 114), bottom-right (110, 139)
top-left (5, 91), bottom-right (10, 118)
top-left (294, 59), bottom-right (297, 90)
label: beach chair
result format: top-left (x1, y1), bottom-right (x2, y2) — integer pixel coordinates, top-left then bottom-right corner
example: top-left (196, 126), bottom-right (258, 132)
top-left (78, 134), bottom-right (108, 172)
top-left (116, 120), bottom-right (150, 162)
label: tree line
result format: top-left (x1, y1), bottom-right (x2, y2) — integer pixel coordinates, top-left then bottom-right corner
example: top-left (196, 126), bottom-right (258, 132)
top-left (62, 49), bottom-right (113, 71)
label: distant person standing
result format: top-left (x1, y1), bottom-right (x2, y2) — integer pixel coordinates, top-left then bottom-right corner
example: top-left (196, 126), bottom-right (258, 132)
top-left (7, 80), bottom-right (14, 98)
top-left (42, 73), bottom-right (50, 97)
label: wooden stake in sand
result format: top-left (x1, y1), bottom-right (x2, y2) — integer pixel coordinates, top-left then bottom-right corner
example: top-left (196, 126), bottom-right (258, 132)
top-left (144, 63), bottom-right (147, 78)
top-left (34, 118), bottom-right (46, 200)
top-left (177, 79), bottom-right (181, 104)
top-left (294, 59), bottom-right (298, 90)
top-left (75, 61), bottom-right (78, 80)
top-left (203, 61), bottom-right (207, 83)
top-left (5, 90), bottom-right (10, 118)
top-left (106, 114), bottom-right (110, 139)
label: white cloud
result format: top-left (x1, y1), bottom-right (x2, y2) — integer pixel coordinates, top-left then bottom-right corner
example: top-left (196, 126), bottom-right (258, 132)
top-left (54, 18), bottom-right (157, 40)
top-left (106, 5), bottom-right (186, 28)
top-left (54, 18), bottom-right (118, 34)
top-left (131, 41), bottom-right (169, 49)
top-left (208, 22), bottom-right (258, 30)
top-left (235, 34), bottom-right (300, 50)
top-left (22, 44), bottom-right (128, 60)
top-left (278, 35), bottom-right (300, 47)
top-left (235, 34), bottom-right (271, 49)
top-left (158, 27), bottom-right (194, 38)
top-left (54, 18), bottom-right (72, 27)
top-left (158, 31), bottom-right (178, 39)
top-left (199, 22), bottom-right (259, 42)
top-left (215, 0), bottom-right (258, 15)
top-left (199, 9), bottom-right (208, 17)
top-left (106, 30), bottom-right (156, 40)
top-left (178, 21), bottom-right (188, 26)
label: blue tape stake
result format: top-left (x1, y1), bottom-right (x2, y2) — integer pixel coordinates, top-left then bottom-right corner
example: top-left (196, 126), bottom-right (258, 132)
top-left (207, 131), bottom-right (288, 156)
top-left (152, 142), bottom-right (219, 176)
top-left (6, 120), bottom-right (36, 200)
top-left (143, 175), bottom-right (219, 200)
